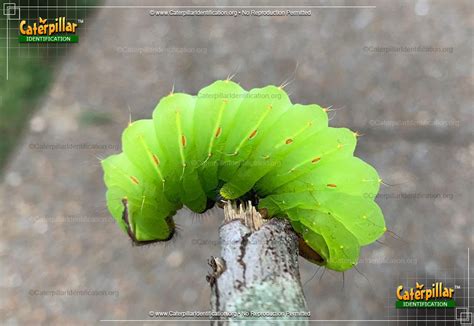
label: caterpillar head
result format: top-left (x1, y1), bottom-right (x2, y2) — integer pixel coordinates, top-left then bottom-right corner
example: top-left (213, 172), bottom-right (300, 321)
top-left (120, 198), bottom-right (176, 246)
top-left (298, 236), bottom-right (324, 265)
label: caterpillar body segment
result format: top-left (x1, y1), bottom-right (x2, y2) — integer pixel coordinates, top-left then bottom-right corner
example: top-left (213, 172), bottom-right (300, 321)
top-left (255, 127), bottom-right (357, 196)
top-left (259, 191), bottom-right (385, 246)
top-left (152, 93), bottom-right (208, 212)
top-left (218, 86), bottom-right (292, 181)
top-left (220, 103), bottom-right (328, 199)
top-left (122, 120), bottom-right (167, 188)
top-left (193, 80), bottom-right (247, 198)
top-left (271, 156), bottom-right (380, 197)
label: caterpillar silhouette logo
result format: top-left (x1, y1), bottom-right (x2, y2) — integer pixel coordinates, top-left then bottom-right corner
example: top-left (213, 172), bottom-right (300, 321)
top-left (19, 17), bottom-right (79, 43)
top-left (396, 282), bottom-right (456, 308)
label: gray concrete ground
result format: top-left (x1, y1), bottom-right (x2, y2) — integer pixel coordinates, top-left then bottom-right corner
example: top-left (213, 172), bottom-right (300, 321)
top-left (1, 0), bottom-right (472, 324)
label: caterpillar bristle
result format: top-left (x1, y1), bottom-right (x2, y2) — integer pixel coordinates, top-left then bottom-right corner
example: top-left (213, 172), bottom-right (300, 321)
top-left (376, 239), bottom-right (388, 246)
top-left (353, 131), bottom-right (364, 138)
top-left (190, 210), bottom-right (212, 223)
top-left (169, 82), bottom-right (175, 96)
top-left (385, 229), bottom-right (408, 244)
top-left (226, 63), bottom-right (240, 82)
top-left (318, 267), bottom-right (327, 282)
top-left (303, 266), bottom-right (322, 287)
top-left (226, 72), bottom-right (237, 82)
top-left (127, 105), bottom-right (133, 126)
top-left (95, 154), bottom-right (106, 162)
top-left (278, 61), bottom-right (299, 90)
top-left (353, 265), bottom-right (375, 293)
top-left (341, 271), bottom-right (345, 291)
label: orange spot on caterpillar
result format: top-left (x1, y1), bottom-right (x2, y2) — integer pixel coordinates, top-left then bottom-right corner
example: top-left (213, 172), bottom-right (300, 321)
top-left (248, 129), bottom-right (258, 139)
top-left (311, 157), bottom-right (321, 164)
top-left (130, 176), bottom-right (140, 184)
top-left (285, 138), bottom-right (293, 144)
top-left (326, 183), bottom-right (337, 188)
top-left (215, 127), bottom-right (222, 138)
top-left (152, 154), bottom-right (160, 165)
top-left (337, 143), bottom-right (343, 149)
top-left (181, 135), bottom-right (187, 147)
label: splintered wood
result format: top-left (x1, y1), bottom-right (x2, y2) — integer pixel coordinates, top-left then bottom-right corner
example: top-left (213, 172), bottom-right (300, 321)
top-left (223, 201), bottom-right (264, 231)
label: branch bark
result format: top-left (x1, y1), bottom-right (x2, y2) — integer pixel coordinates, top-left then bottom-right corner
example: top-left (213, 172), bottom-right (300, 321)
top-left (207, 202), bottom-right (309, 325)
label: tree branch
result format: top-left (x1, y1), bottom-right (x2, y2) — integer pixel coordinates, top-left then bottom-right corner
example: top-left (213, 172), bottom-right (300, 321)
top-left (207, 201), bottom-right (309, 325)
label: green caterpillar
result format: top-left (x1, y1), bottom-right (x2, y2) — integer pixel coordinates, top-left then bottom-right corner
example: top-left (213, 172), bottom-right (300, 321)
top-left (102, 80), bottom-right (386, 271)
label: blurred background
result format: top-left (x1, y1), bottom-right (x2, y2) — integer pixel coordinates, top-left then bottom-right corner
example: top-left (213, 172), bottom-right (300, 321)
top-left (0, 0), bottom-right (472, 324)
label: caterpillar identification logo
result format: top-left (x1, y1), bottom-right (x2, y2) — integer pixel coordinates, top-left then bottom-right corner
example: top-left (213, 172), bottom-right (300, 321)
top-left (19, 17), bottom-right (79, 43)
top-left (396, 282), bottom-right (456, 308)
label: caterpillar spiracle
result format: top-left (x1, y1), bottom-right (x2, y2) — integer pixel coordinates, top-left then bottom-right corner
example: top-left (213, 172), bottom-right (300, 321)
top-left (101, 80), bottom-right (386, 272)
